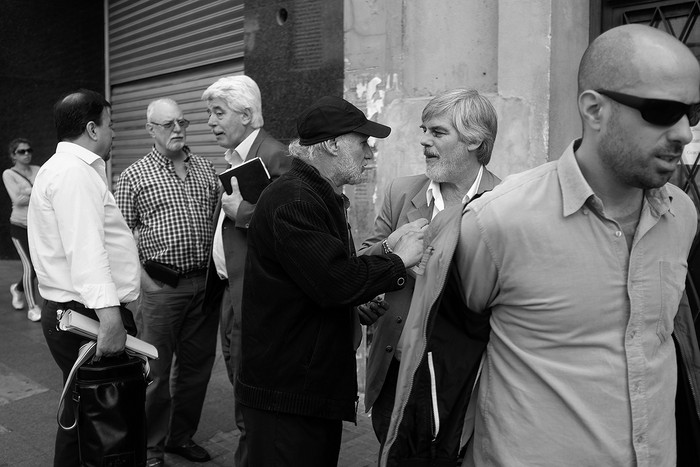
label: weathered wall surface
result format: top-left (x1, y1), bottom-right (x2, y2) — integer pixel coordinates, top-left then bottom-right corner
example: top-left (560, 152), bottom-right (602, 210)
top-left (343, 0), bottom-right (589, 243)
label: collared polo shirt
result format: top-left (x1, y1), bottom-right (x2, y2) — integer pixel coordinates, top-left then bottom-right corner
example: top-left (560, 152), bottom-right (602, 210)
top-left (456, 140), bottom-right (697, 466)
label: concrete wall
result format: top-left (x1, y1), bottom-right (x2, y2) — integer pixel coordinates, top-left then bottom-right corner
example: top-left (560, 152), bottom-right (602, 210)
top-left (344, 0), bottom-right (590, 243)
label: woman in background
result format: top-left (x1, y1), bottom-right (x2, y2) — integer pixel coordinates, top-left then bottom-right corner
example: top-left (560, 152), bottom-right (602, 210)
top-left (3, 138), bottom-right (41, 321)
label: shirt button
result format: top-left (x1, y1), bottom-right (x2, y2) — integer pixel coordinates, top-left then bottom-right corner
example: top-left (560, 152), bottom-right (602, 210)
top-left (385, 345), bottom-right (393, 353)
top-left (582, 209), bottom-right (589, 215)
top-left (396, 316), bottom-right (402, 324)
top-left (635, 435), bottom-right (644, 444)
top-left (615, 231), bottom-right (622, 238)
top-left (629, 330), bottom-right (637, 339)
top-left (397, 277), bottom-right (405, 286)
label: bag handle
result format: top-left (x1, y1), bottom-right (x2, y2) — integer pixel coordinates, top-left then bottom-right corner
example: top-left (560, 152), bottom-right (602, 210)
top-left (57, 341), bottom-right (96, 430)
top-left (56, 341), bottom-right (151, 430)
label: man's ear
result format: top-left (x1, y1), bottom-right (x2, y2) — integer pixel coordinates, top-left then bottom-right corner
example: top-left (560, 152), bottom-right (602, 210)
top-left (86, 121), bottom-right (98, 141)
top-left (579, 90), bottom-right (604, 131)
top-left (467, 141), bottom-right (482, 152)
top-left (145, 123), bottom-right (156, 138)
top-left (322, 137), bottom-right (339, 156)
top-left (241, 108), bottom-right (253, 125)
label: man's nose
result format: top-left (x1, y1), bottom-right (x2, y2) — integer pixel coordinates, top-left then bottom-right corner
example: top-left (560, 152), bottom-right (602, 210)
top-left (668, 115), bottom-right (694, 146)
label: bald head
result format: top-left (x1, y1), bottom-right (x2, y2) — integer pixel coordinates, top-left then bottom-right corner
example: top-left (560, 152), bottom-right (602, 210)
top-left (578, 24), bottom-right (700, 96)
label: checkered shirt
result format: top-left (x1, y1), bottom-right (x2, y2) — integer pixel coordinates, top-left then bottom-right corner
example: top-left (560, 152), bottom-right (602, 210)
top-left (115, 146), bottom-right (219, 272)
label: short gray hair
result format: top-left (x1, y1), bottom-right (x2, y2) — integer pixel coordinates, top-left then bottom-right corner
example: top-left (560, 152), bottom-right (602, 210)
top-left (202, 75), bottom-right (264, 128)
top-left (422, 89), bottom-right (498, 165)
top-left (146, 98), bottom-right (179, 122)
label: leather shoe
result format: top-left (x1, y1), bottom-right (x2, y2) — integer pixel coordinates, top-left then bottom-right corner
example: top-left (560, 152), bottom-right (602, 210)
top-left (146, 458), bottom-right (164, 467)
top-left (165, 440), bottom-right (211, 462)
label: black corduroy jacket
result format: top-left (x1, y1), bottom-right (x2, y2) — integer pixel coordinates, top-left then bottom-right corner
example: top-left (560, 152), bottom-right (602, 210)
top-left (236, 157), bottom-right (407, 422)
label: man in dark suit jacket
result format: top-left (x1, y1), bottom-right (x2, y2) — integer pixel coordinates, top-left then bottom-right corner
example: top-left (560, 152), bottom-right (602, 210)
top-left (359, 88), bottom-right (500, 444)
top-left (201, 75), bottom-right (290, 467)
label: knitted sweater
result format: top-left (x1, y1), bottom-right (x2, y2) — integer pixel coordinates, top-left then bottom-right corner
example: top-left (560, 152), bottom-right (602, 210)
top-left (236, 157), bottom-right (407, 421)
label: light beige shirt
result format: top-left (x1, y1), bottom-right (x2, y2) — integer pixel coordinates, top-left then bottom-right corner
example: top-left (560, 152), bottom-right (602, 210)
top-left (27, 142), bottom-right (140, 308)
top-left (457, 141), bottom-right (696, 466)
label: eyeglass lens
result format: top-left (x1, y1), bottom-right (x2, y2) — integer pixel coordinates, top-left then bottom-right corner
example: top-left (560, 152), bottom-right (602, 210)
top-left (15, 149), bottom-right (33, 155)
top-left (153, 119), bottom-right (190, 129)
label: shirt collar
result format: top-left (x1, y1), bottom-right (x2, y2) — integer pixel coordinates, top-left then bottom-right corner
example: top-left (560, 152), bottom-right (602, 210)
top-left (426, 165), bottom-right (484, 216)
top-left (148, 145), bottom-right (191, 167)
top-left (559, 139), bottom-right (672, 218)
top-left (56, 141), bottom-right (102, 165)
top-left (225, 128), bottom-right (260, 165)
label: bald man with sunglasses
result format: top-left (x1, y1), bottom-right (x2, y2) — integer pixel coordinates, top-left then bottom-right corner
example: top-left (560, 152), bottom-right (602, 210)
top-left (380, 24), bottom-right (700, 467)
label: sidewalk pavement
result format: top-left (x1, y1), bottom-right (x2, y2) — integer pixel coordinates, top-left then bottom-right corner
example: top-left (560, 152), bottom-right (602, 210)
top-left (0, 260), bottom-right (379, 467)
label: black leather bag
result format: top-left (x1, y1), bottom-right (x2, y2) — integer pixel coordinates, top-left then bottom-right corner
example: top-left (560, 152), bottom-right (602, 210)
top-left (58, 342), bottom-right (148, 467)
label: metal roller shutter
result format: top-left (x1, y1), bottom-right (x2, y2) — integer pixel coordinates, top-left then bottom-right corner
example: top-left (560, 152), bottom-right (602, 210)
top-left (107, 0), bottom-right (244, 185)
top-left (108, 0), bottom-right (244, 85)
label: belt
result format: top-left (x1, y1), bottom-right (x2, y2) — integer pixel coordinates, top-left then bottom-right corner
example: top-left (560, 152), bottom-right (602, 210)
top-left (52, 300), bottom-right (128, 312)
top-left (180, 268), bottom-right (207, 278)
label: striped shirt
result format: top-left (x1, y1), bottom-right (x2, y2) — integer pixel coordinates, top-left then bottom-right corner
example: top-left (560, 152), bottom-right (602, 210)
top-left (115, 146), bottom-right (219, 272)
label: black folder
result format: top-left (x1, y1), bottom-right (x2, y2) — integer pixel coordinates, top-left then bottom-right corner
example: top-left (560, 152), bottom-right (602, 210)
top-left (218, 157), bottom-right (271, 203)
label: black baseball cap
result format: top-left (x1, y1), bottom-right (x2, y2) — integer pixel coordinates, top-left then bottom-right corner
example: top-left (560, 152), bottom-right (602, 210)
top-left (297, 96), bottom-right (391, 146)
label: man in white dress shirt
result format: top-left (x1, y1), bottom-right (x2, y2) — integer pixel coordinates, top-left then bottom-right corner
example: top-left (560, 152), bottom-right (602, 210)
top-left (27, 89), bottom-right (140, 467)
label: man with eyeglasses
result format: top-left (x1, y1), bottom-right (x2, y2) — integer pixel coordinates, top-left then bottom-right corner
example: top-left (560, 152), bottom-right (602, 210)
top-left (379, 24), bottom-right (700, 467)
top-left (115, 98), bottom-right (220, 467)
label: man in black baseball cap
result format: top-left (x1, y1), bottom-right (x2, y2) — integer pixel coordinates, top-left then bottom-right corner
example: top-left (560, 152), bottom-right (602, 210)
top-left (297, 95), bottom-right (391, 145)
top-left (236, 96), bottom-right (426, 466)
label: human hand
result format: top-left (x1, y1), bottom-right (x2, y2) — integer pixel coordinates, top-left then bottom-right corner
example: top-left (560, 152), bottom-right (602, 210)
top-left (386, 218), bottom-right (429, 251)
top-left (392, 224), bottom-right (428, 269)
top-left (357, 295), bottom-right (389, 325)
top-left (94, 306), bottom-right (127, 359)
top-left (222, 177), bottom-right (243, 220)
top-left (140, 266), bottom-right (161, 293)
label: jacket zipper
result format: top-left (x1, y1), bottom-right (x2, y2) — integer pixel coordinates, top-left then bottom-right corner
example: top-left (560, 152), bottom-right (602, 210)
top-left (427, 351), bottom-right (440, 441)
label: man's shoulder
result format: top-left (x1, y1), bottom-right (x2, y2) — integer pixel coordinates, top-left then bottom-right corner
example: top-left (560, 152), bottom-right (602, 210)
top-left (665, 182), bottom-right (697, 220)
top-left (255, 129), bottom-right (289, 156)
top-left (470, 161), bottom-right (557, 211)
top-left (121, 154), bottom-right (153, 175)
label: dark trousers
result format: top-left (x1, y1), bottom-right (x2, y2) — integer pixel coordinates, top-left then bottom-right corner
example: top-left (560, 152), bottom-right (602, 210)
top-left (241, 405), bottom-right (343, 467)
top-left (42, 300), bottom-right (92, 466)
top-left (372, 356), bottom-right (400, 445)
top-left (219, 286), bottom-right (247, 466)
top-left (137, 273), bottom-right (218, 459)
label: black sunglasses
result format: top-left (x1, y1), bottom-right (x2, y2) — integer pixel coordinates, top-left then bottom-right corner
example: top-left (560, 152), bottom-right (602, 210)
top-left (596, 89), bottom-right (700, 127)
top-left (15, 148), bottom-right (33, 155)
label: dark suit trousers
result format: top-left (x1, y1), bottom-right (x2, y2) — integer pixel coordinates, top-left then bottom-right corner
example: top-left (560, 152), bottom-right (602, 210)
top-left (219, 285), bottom-right (247, 466)
top-left (137, 274), bottom-right (218, 459)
